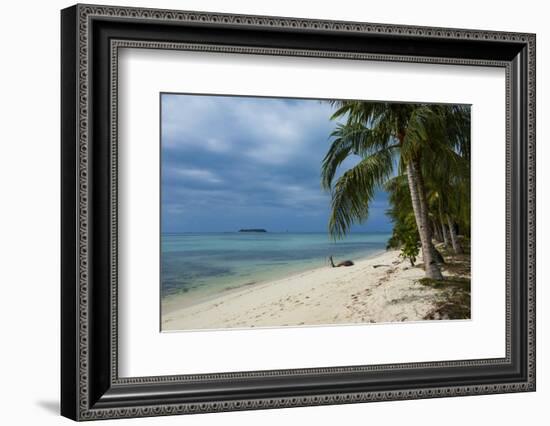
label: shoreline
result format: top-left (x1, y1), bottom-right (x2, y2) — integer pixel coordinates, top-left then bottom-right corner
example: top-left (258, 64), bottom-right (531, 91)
top-left (161, 249), bottom-right (468, 331)
top-left (161, 248), bottom-right (387, 314)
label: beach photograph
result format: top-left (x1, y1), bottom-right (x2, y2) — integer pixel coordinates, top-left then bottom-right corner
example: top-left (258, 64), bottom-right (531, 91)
top-left (160, 94), bottom-right (471, 331)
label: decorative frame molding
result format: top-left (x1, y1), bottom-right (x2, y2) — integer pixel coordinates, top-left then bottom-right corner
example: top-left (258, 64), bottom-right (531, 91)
top-left (61, 3), bottom-right (535, 421)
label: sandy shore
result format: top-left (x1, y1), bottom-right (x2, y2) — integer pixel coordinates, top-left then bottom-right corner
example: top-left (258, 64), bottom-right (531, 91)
top-left (162, 249), bottom-right (461, 331)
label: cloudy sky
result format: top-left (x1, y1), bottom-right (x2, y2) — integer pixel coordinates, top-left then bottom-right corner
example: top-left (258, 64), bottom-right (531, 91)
top-left (161, 94), bottom-right (390, 234)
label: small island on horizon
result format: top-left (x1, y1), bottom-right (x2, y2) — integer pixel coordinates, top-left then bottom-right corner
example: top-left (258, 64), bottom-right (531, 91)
top-left (238, 228), bottom-right (267, 233)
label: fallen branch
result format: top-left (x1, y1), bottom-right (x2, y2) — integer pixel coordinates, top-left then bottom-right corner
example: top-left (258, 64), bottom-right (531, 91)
top-left (329, 256), bottom-right (354, 268)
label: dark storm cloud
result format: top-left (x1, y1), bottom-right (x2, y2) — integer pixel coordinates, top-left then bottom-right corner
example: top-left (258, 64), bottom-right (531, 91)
top-left (161, 94), bottom-right (390, 233)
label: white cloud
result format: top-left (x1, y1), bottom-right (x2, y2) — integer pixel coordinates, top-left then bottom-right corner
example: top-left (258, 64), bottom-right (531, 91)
top-left (170, 167), bottom-right (222, 184)
top-left (161, 94), bottom-right (334, 164)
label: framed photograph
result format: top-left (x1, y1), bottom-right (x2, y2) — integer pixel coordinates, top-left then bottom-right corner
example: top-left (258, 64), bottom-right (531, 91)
top-left (61, 4), bottom-right (536, 421)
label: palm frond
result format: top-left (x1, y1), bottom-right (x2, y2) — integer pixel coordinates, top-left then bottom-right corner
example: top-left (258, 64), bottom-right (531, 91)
top-left (328, 148), bottom-right (393, 238)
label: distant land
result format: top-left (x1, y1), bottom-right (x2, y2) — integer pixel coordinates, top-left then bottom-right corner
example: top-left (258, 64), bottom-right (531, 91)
top-left (238, 229), bottom-right (267, 233)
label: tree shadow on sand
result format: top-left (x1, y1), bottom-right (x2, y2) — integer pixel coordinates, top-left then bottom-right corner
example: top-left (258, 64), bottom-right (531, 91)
top-left (418, 277), bottom-right (471, 320)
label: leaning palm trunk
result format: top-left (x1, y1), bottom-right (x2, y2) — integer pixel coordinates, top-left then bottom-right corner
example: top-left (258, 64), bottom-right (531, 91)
top-left (432, 220), bottom-right (442, 242)
top-left (438, 201), bottom-right (450, 250)
top-left (440, 219), bottom-right (450, 249)
top-left (406, 160), bottom-right (443, 279)
top-left (447, 214), bottom-right (463, 254)
top-left (416, 169), bottom-right (444, 265)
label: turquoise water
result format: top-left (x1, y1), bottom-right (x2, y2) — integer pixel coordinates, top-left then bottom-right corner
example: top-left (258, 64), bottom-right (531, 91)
top-left (161, 232), bottom-right (390, 307)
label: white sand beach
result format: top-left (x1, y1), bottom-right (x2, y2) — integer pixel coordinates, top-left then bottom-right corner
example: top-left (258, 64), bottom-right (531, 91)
top-left (162, 249), bottom-right (467, 331)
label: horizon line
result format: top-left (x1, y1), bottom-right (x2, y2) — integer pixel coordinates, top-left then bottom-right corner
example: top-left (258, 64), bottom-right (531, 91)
top-left (161, 230), bottom-right (393, 235)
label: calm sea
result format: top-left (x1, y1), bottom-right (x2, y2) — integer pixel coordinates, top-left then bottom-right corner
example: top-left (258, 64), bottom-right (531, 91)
top-left (161, 232), bottom-right (390, 308)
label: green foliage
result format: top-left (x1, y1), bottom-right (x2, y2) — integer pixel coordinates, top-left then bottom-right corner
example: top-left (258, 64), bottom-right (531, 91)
top-left (400, 232), bottom-right (420, 266)
top-left (327, 148), bottom-right (394, 238)
top-left (321, 101), bottom-right (471, 252)
top-left (385, 205), bottom-right (420, 266)
top-left (322, 101), bottom-right (435, 239)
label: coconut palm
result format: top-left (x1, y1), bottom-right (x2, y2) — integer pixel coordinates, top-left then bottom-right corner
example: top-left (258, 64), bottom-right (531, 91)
top-left (321, 101), bottom-right (455, 279)
top-left (420, 104), bottom-right (470, 254)
top-left (384, 174), bottom-right (421, 264)
top-left (385, 172), bottom-right (447, 263)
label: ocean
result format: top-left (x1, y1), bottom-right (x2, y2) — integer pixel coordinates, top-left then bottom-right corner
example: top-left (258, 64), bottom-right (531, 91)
top-left (161, 232), bottom-right (390, 309)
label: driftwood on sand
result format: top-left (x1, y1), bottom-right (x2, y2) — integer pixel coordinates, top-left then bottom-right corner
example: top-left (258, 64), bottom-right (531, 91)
top-left (329, 256), bottom-right (354, 268)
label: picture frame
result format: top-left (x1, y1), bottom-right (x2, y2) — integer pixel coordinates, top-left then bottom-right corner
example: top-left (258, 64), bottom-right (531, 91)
top-left (61, 3), bottom-right (536, 421)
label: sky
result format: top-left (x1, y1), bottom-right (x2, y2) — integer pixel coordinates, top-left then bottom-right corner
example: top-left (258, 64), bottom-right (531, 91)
top-left (161, 94), bottom-right (391, 234)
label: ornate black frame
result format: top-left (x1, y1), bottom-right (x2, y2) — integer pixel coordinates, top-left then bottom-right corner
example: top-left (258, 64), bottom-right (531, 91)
top-left (61, 4), bottom-right (536, 421)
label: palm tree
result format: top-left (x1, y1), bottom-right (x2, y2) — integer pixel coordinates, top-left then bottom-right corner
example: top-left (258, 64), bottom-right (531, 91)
top-left (420, 104), bottom-right (470, 255)
top-left (385, 173), bottom-right (421, 265)
top-left (321, 101), bottom-right (449, 279)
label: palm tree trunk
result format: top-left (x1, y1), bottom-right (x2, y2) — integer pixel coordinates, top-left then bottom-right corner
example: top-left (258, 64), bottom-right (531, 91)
top-left (437, 200), bottom-right (450, 250)
top-left (406, 159), bottom-right (443, 280)
top-left (440, 219), bottom-right (450, 249)
top-left (432, 220), bottom-right (442, 242)
top-left (415, 158), bottom-right (445, 265)
top-left (447, 214), bottom-right (463, 254)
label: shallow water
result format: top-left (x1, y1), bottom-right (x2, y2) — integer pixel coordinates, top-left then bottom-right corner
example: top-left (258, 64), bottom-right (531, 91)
top-left (161, 232), bottom-right (390, 307)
